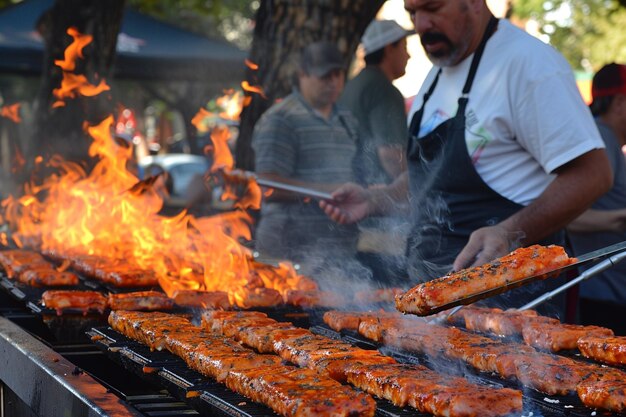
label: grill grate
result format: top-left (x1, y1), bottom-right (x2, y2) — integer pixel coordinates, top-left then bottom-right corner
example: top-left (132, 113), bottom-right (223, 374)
top-left (89, 326), bottom-right (281, 417)
top-left (89, 326), bottom-right (446, 417)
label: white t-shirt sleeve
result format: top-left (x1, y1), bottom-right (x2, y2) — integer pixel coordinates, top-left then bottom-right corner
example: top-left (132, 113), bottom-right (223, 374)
top-left (513, 65), bottom-right (604, 175)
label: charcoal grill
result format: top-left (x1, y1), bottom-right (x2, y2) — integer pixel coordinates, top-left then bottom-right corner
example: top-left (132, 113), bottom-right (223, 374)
top-left (0, 257), bottom-right (624, 417)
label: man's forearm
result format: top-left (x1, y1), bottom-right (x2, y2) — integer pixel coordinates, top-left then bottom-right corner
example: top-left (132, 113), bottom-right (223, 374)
top-left (368, 171), bottom-right (409, 215)
top-left (498, 149), bottom-right (613, 245)
top-left (568, 209), bottom-right (626, 233)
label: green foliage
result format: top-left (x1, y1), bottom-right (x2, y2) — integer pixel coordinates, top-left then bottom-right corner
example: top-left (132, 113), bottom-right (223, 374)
top-left (0, 0), bottom-right (20, 8)
top-left (126, 0), bottom-right (257, 49)
top-left (511, 0), bottom-right (626, 71)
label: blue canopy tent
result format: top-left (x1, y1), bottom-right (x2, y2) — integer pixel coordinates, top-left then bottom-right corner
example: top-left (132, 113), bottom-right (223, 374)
top-left (0, 0), bottom-right (248, 82)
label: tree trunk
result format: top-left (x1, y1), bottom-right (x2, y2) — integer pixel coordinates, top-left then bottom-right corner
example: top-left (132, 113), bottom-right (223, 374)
top-left (235, 0), bottom-right (385, 171)
top-left (29, 0), bottom-right (125, 175)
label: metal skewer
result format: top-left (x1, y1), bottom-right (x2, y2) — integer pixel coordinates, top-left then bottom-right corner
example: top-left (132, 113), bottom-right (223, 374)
top-left (255, 178), bottom-right (334, 201)
top-left (518, 249), bottom-right (626, 311)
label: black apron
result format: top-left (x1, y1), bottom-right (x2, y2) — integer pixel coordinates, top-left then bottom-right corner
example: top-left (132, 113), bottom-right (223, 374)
top-left (405, 17), bottom-right (565, 313)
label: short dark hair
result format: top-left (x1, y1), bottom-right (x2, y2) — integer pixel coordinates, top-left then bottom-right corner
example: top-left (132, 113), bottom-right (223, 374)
top-left (363, 38), bottom-right (402, 66)
top-left (589, 95), bottom-right (614, 117)
top-left (590, 63), bottom-right (626, 116)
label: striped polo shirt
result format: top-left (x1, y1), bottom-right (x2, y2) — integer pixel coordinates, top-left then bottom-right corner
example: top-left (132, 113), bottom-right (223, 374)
top-left (252, 91), bottom-right (360, 260)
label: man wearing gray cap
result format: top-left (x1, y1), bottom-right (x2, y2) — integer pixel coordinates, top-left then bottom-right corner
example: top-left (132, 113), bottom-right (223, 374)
top-left (340, 19), bottom-right (413, 186)
top-left (252, 41), bottom-right (360, 265)
top-left (339, 20), bottom-right (413, 284)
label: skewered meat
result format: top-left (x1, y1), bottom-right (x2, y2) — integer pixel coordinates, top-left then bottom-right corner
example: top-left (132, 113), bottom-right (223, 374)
top-left (578, 335), bottom-right (626, 366)
top-left (327, 310), bottom-right (585, 395)
top-left (236, 287), bottom-right (283, 308)
top-left (201, 310), bottom-right (268, 333)
top-left (455, 306), bottom-right (615, 352)
top-left (188, 340), bottom-right (282, 383)
top-left (0, 250), bottom-right (52, 278)
top-left (205, 310), bottom-right (524, 417)
top-left (67, 255), bottom-right (108, 276)
top-left (108, 310), bottom-right (191, 351)
top-left (353, 287), bottom-right (404, 304)
top-left (453, 306), bottom-right (552, 336)
top-left (172, 289), bottom-right (230, 309)
top-left (108, 311), bottom-right (376, 417)
top-left (94, 267), bottom-right (159, 287)
top-left (577, 367), bottom-right (626, 414)
top-left (61, 255), bottom-right (159, 287)
top-left (107, 291), bottom-right (174, 311)
top-left (522, 320), bottom-right (613, 352)
top-left (42, 290), bottom-right (108, 315)
top-left (345, 363), bottom-right (523, 417)
top-left (225, 365), bottom-right (376, 417)
top-left (322, 310), bottom-right (400, 332)
top-left (201, 310), bottom-right (311, 353)
top-left (357, 315), bottom-right (409, 342)
top-left (396, 244), bottom-right (576, 315)
top-left (18, 268), bottom-right (80, 287)
top-left (284, 289), bottom-right (345, 308)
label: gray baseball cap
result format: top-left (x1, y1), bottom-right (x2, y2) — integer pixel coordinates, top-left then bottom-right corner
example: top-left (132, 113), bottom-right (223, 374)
top-left (299, 41), bottom-right (345, 77)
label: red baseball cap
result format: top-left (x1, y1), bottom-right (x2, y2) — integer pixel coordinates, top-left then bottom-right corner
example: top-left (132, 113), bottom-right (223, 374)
top-left (591, 63), bottom-right (626, 100)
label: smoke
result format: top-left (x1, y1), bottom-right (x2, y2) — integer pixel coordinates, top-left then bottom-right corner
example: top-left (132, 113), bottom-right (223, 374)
top-left (297, 246), bottom-right (374, 293)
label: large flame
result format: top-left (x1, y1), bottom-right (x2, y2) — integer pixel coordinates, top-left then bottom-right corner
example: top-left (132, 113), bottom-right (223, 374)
top-left (2, 117), bottom-right (262, 302)
top-left (0, 29), bottom-right (317, 308)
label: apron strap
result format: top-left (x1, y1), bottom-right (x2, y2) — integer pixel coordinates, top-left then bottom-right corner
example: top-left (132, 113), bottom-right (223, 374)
top-left (462, 15), bottom-right (499, 95)
top-left (408, 68), bottom-right (442, 135)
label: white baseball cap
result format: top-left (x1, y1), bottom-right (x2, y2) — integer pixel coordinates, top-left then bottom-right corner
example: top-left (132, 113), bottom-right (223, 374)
top-left (361, 20), bottom-right (414, 55)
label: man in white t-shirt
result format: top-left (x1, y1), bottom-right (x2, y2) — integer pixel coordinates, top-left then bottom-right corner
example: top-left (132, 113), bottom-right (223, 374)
top-left (321, 0), bottom-right (612, 295)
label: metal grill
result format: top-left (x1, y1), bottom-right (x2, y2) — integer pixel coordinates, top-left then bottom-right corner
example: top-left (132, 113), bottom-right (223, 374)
top-left (309, 325), bottom-right (622, 417)
top-left (88, 325), bottom-right (449, 417)
top-left (1, 258), bottom-right (624, 417)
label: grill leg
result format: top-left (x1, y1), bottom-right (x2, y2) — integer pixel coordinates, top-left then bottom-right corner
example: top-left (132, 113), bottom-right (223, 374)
top-left (1, 381), bottom-right (38, 417)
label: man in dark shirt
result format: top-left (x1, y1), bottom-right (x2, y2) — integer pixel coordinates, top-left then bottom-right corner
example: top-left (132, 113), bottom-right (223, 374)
top-left (567, 63), bottom-right (626, 334)
top-left (340, 19), bottom-right (412, 186)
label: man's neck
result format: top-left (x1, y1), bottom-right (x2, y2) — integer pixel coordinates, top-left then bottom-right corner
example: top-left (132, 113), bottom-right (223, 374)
top-left (314, 106), bottom-right (333, 119)
top-left (375, 62), bottom-right (395, 82)
top-left (457, 11), bottom-right (495, 65)
top-left (601, 113), bottom-right (626, 147)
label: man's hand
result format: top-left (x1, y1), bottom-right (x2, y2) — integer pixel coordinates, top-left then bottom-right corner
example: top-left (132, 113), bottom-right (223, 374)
top-left (453, 226), bottom-right (524, 271)
top-left (319, 183), bottom-right (371, 224)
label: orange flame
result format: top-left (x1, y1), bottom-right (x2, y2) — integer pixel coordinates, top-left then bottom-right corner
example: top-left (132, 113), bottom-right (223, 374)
top-left (241, 81), bottom-right (267, 99)
top-left (208, 125), bottom-right (234, 172)
top-left (216, 90), bottom-right (243, 121)
top-left (203, 126), bottom-right (261, 212)
top-left (52, 27), bottom-right (110, 108)
top-left (244, 59), bottom-right (259, 70)
top-left (2, 117), bottom-right (255, 297)
top-left (0, 28), bottom-right (316, 307)
top-left (54, 27), bottom-right (93, 72)
top-left (191, 90), bottom-right (244, 133)
top-left (2, 113), bottom-right (307, 306)
top-left (191, 108), bottom-right (213, 133)
top-left (1, 103), bottom-right (21, 123)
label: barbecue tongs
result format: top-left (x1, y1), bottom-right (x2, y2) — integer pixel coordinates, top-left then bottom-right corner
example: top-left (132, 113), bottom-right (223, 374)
top-left (221, 169), bottom-right (334, 201)
top-left (430, 240), bottom-right (626, 315)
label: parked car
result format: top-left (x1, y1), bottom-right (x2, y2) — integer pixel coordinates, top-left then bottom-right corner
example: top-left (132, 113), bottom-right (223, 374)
top-left (138, 153), bottom-right (210, 204)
